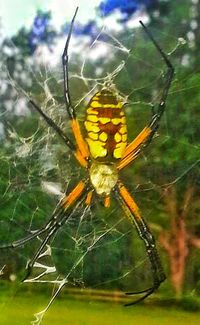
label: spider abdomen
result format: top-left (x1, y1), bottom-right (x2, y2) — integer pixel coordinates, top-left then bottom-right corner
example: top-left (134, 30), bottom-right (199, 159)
top-left (84, 89), bottom-right (128, 162)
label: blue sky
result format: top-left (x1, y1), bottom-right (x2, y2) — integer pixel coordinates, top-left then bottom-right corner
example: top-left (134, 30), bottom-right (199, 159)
top-left (0, 0), bottom-right (102, 36)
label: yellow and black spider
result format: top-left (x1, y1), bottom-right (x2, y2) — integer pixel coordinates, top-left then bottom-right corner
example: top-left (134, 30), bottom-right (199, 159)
top-left (1, 8), bottom-right (174, 305)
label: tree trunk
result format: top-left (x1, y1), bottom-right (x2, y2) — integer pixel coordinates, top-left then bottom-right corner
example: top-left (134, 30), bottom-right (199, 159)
top-left (158, 184), bottom-right (195, 297)
top-left (159, 216), bottom-right (188, 298)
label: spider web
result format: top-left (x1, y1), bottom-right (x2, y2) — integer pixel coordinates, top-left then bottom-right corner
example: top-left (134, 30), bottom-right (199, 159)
top-left (0, 18), bottom-right (199, 325)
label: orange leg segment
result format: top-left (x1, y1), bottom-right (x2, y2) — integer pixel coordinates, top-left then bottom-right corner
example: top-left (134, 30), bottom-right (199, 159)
top-left (85, 191), bottom-right (93, 206)
top-left (117, 181), bottom-right (142, 221)
top-left (71, 119), bottom-right (90, 168)
top-left (118, 126), bottom-right (151, 170)
top-left (61, 180), bottom-right (86, 210)
top-left (115, 180), bottom-right (166, 305)
top-left (104, 196), bottom-right (111, 208)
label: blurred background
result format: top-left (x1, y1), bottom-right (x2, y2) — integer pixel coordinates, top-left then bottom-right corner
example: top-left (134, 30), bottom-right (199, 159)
top-left (0, 0), bottom-right (200, 324)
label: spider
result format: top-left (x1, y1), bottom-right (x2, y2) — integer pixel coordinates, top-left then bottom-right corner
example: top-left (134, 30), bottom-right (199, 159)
top-left (1, 7), bottom-right (174, 305)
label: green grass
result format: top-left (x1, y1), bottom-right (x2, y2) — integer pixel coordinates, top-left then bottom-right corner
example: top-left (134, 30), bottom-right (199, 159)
top-left (0, 292), bottom-right (200, 325)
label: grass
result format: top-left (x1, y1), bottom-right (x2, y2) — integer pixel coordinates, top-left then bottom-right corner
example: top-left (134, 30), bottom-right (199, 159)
top-left (0, 291), bottom-right (200, 325)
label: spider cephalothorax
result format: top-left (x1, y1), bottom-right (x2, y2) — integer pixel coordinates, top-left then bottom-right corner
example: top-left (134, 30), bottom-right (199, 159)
top-left (1, 7), bottom-right (174, 305)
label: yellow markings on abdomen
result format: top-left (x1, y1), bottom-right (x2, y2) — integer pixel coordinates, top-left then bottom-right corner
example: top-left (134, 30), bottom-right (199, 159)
top-left (119, 125), bottom-right (127, 134)
top-left (99, 132), bottom-right (108, 142)
top-left (86, 138), bottom-right (107, 159)
top-left (87, 107), bottom-right (98, 115)
top-left (114, 132), bottom-right (122, 143)
top-left (112, 118), bottom-right (121, 125)
top-left (85, 121), bottom-right (100, 133)
top-left (84, 89), bottom-right (128, 161)
top-left (88, 132), bottom-right (98, 140)
top-left (87, 115), bottom-right (98, 122)
top-left (91, 101), bottom-right (100, 108)
top-left (113, 142), bottom-right (127, 159)
top-left (99, 117), bottom-right (111, 124)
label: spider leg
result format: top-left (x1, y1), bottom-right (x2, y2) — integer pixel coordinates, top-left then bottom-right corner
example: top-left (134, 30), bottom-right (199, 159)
top-left (0, 226), bottom-right (51, 249)
top-left (118, 22), bottom-right (174, 171)
top-left (124, 287), bottom-right (155, 306)
top-left (24, 224), bottom-right (59, 281)
top-left (62, 7), bottom-right (78, 118)
top-left (114, 181), bottom-right (166, 305)
top-left (29, 99), bottom-right (88, 168)
top-left (0, 204), bottom-right (64, 249)
top-left (23, 208), bottom-right (74, 281)
top-left (29, 8), bottom-right (89, 168)
top-left (24, 181), bottom-right (88, 280)
top-left (61, 7), bottom-right (90, 164)
top-left (0, 181), bottom-right (85, 249)
top-left (139, 20), bottom-right (174, 115)
top-left (0, 181), bottom-right (87, 279)
top-left (118, 127), bottom-right (152, 170)
top-left (29, 100), bottom-right (75, 151)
